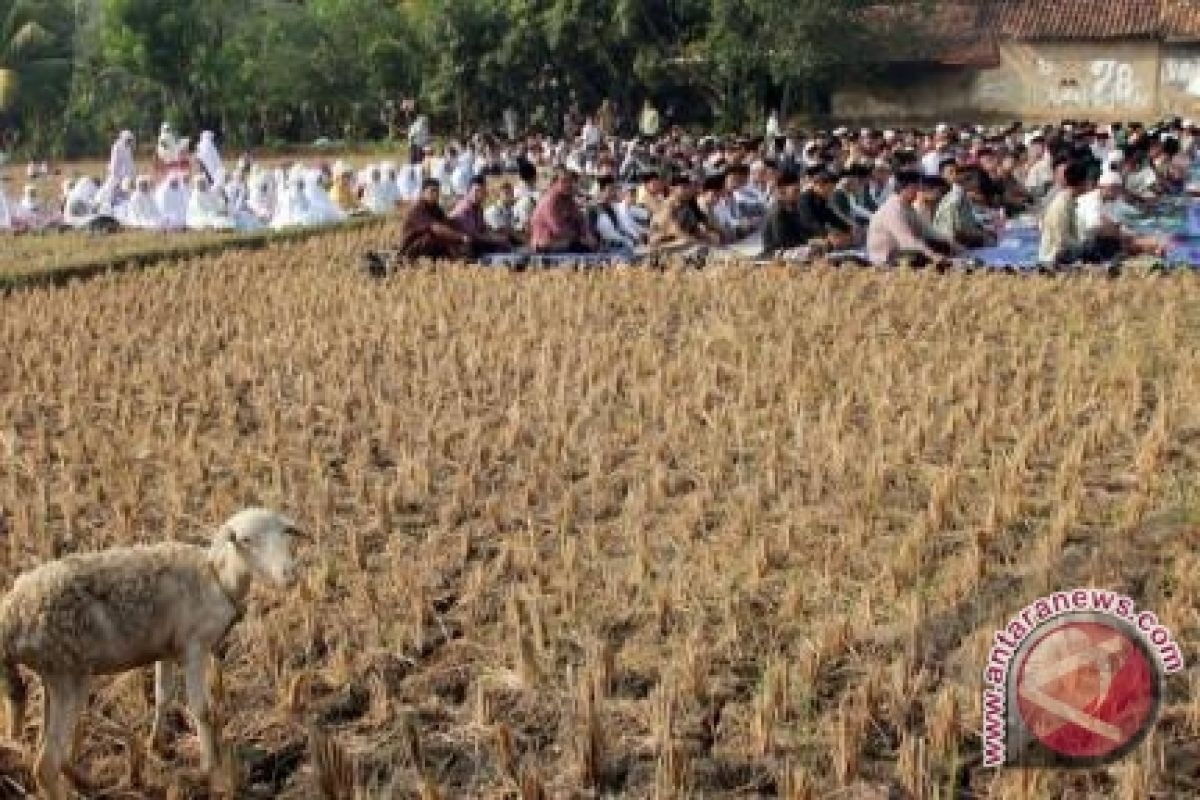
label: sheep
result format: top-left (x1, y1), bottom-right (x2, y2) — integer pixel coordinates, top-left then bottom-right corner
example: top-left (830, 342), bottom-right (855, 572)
top-left (0, 507), bottom-right (305, 800)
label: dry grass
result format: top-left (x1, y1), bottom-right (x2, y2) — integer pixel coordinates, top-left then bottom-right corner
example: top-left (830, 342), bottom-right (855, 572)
top-left (0, 234), bottom-right (1198, 798)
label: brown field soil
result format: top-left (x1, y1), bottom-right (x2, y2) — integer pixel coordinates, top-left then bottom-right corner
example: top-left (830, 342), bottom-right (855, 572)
top-left (0, 230), bottom-right (1198, 798)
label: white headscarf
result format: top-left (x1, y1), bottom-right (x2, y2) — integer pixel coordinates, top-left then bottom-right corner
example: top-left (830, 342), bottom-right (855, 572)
top-left (248, 170), bottom-right (275, 222)
top-left (195, 131), bottom-right (225, 187)
top-left (108, 130), bottom-right (135, 186)
top-left (303, 169), bottom-right (345, 224)
top-left (64, 177), bottom-right (99, 226)
top-left (155, 172), bottom-right (189, 229)
top-left (187, 174), bottom-right (236, 230)
top-left (121, 175), bottom-right (163, 229)
top-left (271, 172), bottom-right (314, 229)
top-left (397, 163), bottom-right (422, 203)
top-left (362, 166), bottom-right (392, 214)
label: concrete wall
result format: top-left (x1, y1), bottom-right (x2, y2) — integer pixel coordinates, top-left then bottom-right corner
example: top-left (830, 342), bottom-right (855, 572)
top-left (834, 39), bottom-right (1200, 122)
top-left (1160, 45), bottom-right (1200, 117)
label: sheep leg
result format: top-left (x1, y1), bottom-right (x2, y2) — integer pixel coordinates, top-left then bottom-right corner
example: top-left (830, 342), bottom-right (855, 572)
top-left (148, 660), bottom-right (175, 755)
top-left (35, 675), bottom-right (86, 800)
top-left (183, 648), bottom-right (218, 773)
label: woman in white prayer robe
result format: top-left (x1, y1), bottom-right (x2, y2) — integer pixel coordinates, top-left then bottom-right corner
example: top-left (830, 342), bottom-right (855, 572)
top-left (63, 177), bottom-right (100, 228)
top-left (120, 176), bottom-right (165, 230)
top-left (186, 174), bottom-right (237, 230)
top-left (247, 170), bottom-right (276, 224)
top-left (108, 130), bottom-right (136, 188)
top-left (271, 173), bottom-right (315, 230)
top-left (195, 131), bottom-right (226, 187)
top-left (155, 173), bottom-right (189, 230)
top-left (397, 163), bottom-right (423, 204)
top-left (303, 169), bottom-right (345, 225)
top-left (361, 166), bottom-right (394, 215)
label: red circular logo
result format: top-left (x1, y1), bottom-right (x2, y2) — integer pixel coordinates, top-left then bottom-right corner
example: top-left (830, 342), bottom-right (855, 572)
top-left (1014, 617), bottom-right (1159, 762)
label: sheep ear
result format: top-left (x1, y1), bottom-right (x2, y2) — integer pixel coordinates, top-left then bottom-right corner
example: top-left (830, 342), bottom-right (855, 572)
top-left (220, 525), bottom-right (247, 546)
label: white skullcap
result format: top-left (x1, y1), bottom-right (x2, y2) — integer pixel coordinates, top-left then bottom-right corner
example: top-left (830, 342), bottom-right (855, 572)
top-left (935, 123), bottom-right (949, 134)
top-left (1098, 172), bottom-right (1123, 187)
top-left (883, 130), bottom-right (897, 140)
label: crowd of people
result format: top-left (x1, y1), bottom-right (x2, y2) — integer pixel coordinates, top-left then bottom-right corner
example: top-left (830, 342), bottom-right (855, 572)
top-left (0, 124), bottom-right (429, 235)
top-left (395, 109), bottom-right (1196, 268)
top-left (3, 109), bottom-right (1198, 271)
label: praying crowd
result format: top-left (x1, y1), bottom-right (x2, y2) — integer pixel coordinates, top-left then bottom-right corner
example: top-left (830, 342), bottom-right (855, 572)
top-left (395, 107), bottom-right (1196, 268)
top-left (4, 106), bottom-right (1200, 270)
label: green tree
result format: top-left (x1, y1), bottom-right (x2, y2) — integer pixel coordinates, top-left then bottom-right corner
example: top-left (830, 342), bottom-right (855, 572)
top-left (0, 0), bottom-right (72, 143)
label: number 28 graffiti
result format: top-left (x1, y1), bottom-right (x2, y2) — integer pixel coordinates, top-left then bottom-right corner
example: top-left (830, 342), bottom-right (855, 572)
top-left (1035, 58), bottom-right (1149, 109)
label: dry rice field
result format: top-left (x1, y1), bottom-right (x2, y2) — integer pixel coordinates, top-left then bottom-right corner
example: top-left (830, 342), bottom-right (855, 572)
top-left (0, 227), bottom-right (1199, 798)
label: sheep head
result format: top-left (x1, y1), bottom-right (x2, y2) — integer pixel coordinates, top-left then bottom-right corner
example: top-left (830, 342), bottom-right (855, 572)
top-left (216, 508), bottom-right (305, 589)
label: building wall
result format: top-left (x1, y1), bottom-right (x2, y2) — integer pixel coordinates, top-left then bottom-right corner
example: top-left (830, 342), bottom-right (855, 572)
top-left (1160, 44), bottom-right (1200, 117)
top-left (834, 39), bottom-right (1200, 122)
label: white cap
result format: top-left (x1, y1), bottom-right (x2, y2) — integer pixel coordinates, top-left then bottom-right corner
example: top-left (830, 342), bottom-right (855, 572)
top-left (833, 126), bottom-right (848, 136)
top-left (883, 130), bottom-right (896, 140)
top-left (935, 123), bottom-right (949, 134)
top-left (1098, 172), bottom-right (1123, 188)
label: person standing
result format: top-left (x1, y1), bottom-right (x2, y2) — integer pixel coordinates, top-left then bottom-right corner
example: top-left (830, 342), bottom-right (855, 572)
top-left (639, 100), bottom-right (660, 140)
top-left (408, 114), bottom-right (431, 166)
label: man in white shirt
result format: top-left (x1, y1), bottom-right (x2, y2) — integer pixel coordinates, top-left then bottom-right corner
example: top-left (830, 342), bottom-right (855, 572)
top-left (1076, 171), bottom-right (1164, 259)
top-left (1024, 136), bottom-right (1054, 196)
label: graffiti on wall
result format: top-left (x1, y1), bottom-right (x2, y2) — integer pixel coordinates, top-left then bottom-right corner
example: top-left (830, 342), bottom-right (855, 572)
top-left (1034, 57), bottom-right (1151, 110)
top-left (1162, 57), bottom-right (1200, 97)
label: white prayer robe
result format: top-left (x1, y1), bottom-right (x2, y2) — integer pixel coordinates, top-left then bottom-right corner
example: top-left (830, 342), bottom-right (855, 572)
top-left (195, 132), bottom-right (226, 187)
top-left (63, 177), bottom-right (100, 227)
top-left (155, 177), bottom-right (189, 230)
top-left (303, 171), bottom-right (346, 225)
top-left (121, 184), bottom-right (165, 230)
top-left (186, 181), bottom-right (236, 230)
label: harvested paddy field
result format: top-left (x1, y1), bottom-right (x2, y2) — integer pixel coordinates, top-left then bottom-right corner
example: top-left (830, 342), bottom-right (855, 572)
top-left (1, 231), bottom-right (1198, 798)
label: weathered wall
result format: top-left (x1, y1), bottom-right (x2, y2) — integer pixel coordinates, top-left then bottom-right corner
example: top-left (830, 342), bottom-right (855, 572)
top-left (834, 39), bottom-right (1198, 122)
top-left (1160, 45), bottom-right (1200, 117)
top-left (1000, 40), bottom-right (1159, 118)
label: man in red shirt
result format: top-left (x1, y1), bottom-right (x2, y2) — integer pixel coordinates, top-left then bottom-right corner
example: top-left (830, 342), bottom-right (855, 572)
top-left (529, 168), bottom-right (598, 253)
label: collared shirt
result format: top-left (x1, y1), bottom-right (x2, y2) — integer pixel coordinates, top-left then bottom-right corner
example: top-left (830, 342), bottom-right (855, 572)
top-left (866, 194), bottom-right (938, 265)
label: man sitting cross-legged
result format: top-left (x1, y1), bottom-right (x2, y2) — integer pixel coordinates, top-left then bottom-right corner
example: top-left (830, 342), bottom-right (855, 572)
top-left (399, 178), bottom-right (473, 259)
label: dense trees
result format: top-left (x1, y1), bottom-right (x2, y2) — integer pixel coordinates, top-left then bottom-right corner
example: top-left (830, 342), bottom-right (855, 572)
top-left (0, 0), bottom-right (927, 157)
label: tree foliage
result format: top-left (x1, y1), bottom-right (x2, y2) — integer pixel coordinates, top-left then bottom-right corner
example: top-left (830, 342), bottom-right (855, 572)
top-left (1, 0), bottom-right (924, 156)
